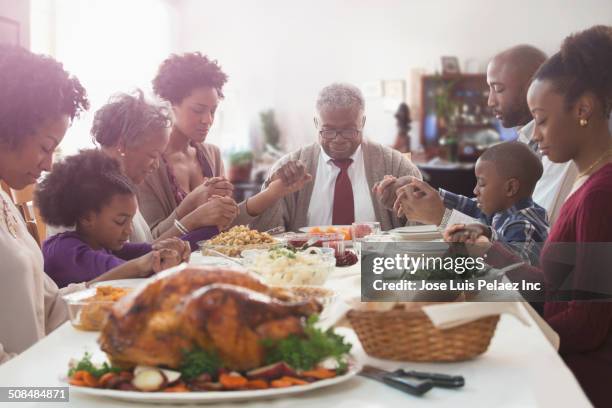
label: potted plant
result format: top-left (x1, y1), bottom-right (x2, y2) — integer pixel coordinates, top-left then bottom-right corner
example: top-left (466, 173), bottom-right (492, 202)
top-left (228, 150), bottom-right (254, 183)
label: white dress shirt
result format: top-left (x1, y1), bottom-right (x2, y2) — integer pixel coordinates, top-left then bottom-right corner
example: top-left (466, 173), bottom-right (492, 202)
top-left (307, 145), bottom-right (376, 226)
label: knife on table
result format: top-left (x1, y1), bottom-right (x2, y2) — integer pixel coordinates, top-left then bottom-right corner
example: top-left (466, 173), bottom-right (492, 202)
top-left (359, 365), bottom-right (433, 396)
top-left (392, 369), bottom-right (465, 388)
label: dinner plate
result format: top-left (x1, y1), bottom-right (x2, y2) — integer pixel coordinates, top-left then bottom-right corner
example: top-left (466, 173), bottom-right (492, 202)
top-left (390, 224), bottom-right (440, 234)
top-left (298, 225), bottom-right (351, 235)
top-left (65, 359), bottom-right (361, 404)
top-left (389, 233), bottom-right (443, 242)
top-left (389, 225), bottom-right (443, 241)
top-left (296, 226), bottom-right (353, 247)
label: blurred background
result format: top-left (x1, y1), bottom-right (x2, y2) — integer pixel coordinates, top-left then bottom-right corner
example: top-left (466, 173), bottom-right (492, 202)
top-left (2, 0), bottom-right (611, 195)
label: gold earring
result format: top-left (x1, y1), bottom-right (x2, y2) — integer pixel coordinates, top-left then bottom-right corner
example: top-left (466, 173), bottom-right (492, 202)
top-left (580, 118), bottom-right (588, 127)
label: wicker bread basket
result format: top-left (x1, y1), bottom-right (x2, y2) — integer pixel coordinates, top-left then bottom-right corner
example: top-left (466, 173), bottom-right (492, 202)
top-left (347, 306), bottom-right (499, 362)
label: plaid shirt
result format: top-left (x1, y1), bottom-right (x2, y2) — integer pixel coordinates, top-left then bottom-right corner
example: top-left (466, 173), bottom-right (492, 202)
top-left (439, 190), bottom-right (549, 265)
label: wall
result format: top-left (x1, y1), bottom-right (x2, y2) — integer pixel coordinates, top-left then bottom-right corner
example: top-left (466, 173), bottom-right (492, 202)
top-left (0, 0), bottom-right (30, 47)
top-left (29, 0), bottom-right (175, 154)
top-left (174, 0), bottom-right (612, 153)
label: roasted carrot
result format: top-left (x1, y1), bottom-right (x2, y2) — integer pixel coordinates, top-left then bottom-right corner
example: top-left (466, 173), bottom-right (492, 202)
top-left (271, 378), bottom-right (293, 388)
top-left (98, 372), bottom-right (117, 388)
top-left (164, 382), bottom-right (190, 393)
top-left (71, 370), bottom-right (99, 387)
top-left (68, 379), bottom-right (86, 387)
top-left (246, 379), bottom-right (269, 390)
top-left (83, 372), bottom-right (99, 387)
top-left (219, 373), bottom-right (248, 389)
top-left (300, 368), bottom-right (337, 379)
top-left (279, 376), bottom-right (308, 386)
top-left (71, 371), bottom-right (87, 381)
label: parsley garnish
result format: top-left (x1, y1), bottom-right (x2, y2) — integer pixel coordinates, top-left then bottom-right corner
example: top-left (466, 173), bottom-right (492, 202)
top-left (67, 352), bottom-right (121, 378)
top-left (261, 315), bottom-right (352, 371)
top-left (179, 347), bottom-right (221, 380)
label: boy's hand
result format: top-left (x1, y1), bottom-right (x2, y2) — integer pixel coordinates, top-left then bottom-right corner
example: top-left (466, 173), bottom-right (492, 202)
top-left (444, 223), bottom-right (491, 243)
top-left (443, 223), bottom-right (492, 257)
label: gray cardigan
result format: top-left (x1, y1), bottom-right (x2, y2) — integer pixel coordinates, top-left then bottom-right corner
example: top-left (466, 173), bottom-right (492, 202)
top-left (234, 139), bottom-right (422, 232)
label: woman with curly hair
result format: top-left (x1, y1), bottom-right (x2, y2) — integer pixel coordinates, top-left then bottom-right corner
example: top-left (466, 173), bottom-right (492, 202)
top-left (138, 52), bottom-right (239, 236)
top-left (90, 91), bottom-right (219, 247)
top-left (36, 149), bottom-right (188, 288)
top-left (140, 52), bottom-right (311, 236)
top-left (445, 25), bottom-right (612, 406)
top-left (0, 46), bottom-right (168, 363)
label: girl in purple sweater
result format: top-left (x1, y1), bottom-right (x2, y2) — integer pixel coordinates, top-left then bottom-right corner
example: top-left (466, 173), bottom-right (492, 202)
top-left (35, 149), bottom-right (189, 287)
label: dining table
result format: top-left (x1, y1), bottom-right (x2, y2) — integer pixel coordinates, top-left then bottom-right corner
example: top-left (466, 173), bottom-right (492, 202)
top-left (0, 254), bottom-right (592, 407)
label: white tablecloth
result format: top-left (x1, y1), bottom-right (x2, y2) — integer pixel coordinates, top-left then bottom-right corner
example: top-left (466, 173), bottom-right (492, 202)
top-left (0, 260), bottom-right (592, 407)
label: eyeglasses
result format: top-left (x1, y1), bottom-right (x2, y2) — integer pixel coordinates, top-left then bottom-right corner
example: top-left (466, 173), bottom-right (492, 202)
top-left (319, 128), bottom-right (361, 140)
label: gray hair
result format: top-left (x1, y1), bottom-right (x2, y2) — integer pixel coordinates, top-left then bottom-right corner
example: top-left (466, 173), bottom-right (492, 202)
top-left (91, 89), bottom-right (171, 148)
top-left (315, 83), bottom-right (365, 118)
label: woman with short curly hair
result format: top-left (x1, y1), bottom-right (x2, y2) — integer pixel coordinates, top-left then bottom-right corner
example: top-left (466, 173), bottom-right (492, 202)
top-left (139, 52), bottom-right (311, 235)
top-left (138, 52), bottom-right (240, 237)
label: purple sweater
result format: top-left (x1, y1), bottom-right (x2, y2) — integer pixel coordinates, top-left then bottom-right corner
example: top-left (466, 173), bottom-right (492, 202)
top-left (43, 231), bottom-right (151, 288)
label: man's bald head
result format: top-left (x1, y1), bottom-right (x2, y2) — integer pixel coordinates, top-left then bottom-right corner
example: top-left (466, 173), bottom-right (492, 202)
top-left (492, 45), bottom-right (547, 80)
top-left (487, 45), bottom-right (547, 128)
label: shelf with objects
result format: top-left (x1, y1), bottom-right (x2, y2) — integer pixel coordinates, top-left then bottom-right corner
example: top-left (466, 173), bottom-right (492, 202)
top-left (420, 73), bottom-right (504, 162)
top-left (416, 73), bottom-right (514, 197)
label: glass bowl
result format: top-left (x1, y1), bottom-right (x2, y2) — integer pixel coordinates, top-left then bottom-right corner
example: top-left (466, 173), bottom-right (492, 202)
top-left (283, 232), bottom-right (346, 255)
top-left (240, 247), bottom-right (336, 286)
top-left (280, 285), bottom-right (338, 309)
top-left (62, 285), bottom-right (133, 331)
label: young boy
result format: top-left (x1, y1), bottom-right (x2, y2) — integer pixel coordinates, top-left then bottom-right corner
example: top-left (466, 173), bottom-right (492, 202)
top-left (396, 141), bottom-right (549, 265)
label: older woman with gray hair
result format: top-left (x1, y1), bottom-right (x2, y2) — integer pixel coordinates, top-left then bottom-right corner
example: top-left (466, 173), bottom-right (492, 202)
top-left (240, 82), bottom-right (422, 232)
top-left (90, 91), bottom-right (227, 248)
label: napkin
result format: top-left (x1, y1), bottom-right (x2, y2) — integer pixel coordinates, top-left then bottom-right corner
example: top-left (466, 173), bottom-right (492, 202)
top-left (421, 301), bottom-right (530, 329)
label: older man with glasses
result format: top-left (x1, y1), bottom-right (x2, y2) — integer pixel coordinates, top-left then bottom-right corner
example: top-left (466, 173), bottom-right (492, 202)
top-left (238, 82), bottom-right (422, 232)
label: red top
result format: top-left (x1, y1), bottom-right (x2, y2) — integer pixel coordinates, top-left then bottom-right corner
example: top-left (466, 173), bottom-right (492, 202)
top-left (487, 163), bottom-right (612, 407)
top-left (543, 164), bottom-right (612, 351)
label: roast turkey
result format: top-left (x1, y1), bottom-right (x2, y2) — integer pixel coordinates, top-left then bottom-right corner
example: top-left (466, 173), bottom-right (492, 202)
top-left (99, 265), bottom-right (321, 371)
